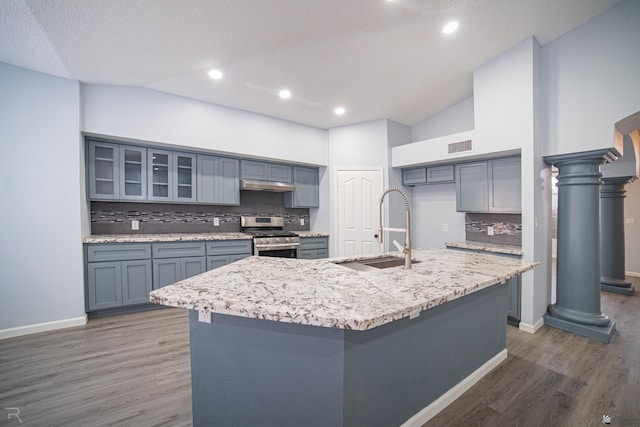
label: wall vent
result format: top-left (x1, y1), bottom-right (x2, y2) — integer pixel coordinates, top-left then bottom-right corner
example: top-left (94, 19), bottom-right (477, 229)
top-left (448, 140), bottom-right (472, 154)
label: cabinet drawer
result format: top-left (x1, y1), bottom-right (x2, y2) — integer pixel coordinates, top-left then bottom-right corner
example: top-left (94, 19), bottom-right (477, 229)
top-left (206, 239), bottom-right (253, 256)
top-left (426, 165), bottom-right (454, 183)
top-left (299, 237), bottom-right (328, 251)
top-left (87, 243), bottom-right (151, 262)
top-left (152, 242), bottom-right (206, 259)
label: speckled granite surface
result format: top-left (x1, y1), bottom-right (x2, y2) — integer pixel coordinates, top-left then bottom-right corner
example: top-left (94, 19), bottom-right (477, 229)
top-left (296, 231), bottom-right (330, 238)
top-left (445, 241), bottom-right (523, 256)
top-left (150, 249), bottom-right (538, 331)
top-left (83, 232), bottom-right (252, 244)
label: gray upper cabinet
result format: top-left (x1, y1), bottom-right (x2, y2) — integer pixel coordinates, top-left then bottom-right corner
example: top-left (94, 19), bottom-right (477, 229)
top-left (147, 150), bottom-right (196, 203)
top-left (456, 162), bottom-right (489, 212)
top-left (426, 165), bottom-right (455, 183)
top-left (456, 157), bottom-right (521, 213)
top-left (402, 168), bottom-right (426, 186)
top-left (241, 160), bottom-right (293, 183)
top-left (119, 145), bottom-right (147, 200)
top-left (402, 165), bottom-right (454, 186)
top-left (148, 149), bottom-right (173, 201)
top-left (88, 141), bottom-right (120, 200)
top-left (488, 157), bottom-right (521, 212)
top-left (284, 166), bottom-right (319, 208)
top-left (197, 155), bottom-right (240, 205)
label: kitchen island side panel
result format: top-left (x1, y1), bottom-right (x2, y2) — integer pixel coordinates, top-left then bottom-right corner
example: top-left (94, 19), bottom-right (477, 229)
top-left (189, 311), bottom-right (346, 427)
top-left (188, 282), bottom-right (509, 427)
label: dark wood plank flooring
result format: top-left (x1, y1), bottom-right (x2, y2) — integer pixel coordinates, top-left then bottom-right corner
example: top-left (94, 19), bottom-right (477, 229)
top-left (1, 277), bottom-right (639, 427)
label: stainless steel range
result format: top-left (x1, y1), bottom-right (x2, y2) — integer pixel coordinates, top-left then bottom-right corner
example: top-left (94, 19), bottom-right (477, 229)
top-left (241, 216), bottom-right (300, 258)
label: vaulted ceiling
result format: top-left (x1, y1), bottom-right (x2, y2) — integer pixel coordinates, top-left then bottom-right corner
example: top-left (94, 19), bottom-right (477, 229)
top-left (0, 0), bottom-right (620, 129)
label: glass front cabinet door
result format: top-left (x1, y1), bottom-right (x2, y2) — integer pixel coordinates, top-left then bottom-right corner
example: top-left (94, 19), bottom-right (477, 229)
top-left (119, 145), bottom-right (147, 200)
top-left (88, 141), bottom-right (119, 200)
top-left (147, 149), bottom-right (173, 201)
top-left (173, 152), bottom-right (197, 203)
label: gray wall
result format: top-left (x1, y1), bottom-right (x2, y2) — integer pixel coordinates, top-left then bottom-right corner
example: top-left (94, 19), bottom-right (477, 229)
top-left (0, 63), bottom-right (86, 331)
top-left (411, 97), bottom-right (474, 142)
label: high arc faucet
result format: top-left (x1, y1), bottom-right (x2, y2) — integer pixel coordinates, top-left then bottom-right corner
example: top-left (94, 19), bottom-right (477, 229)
top-left (376, 186), bottom-right (412, 269)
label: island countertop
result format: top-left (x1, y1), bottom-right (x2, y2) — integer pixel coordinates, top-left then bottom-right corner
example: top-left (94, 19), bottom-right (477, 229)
top-left (445, 241), bottom-right (523, 256)
top-left (150, 249), bottom-right (538, 331)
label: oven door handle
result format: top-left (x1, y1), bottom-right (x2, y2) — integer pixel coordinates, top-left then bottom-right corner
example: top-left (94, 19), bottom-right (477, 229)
top-left (254, 243), bottom-right (300, 251)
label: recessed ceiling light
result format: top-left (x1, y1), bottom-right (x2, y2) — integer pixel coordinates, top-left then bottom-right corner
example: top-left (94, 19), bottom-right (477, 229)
top-left (334, 106), bottom-right (346, 116)
top-left (279, 89), bottom-right (291, 99)
top-left (442, 21), bottom-right (459, 34)
top-left (208, 69), bottom-right (223, 80)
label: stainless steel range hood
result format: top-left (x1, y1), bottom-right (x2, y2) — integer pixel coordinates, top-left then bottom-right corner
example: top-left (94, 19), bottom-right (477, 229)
top-left (241, 179), bottom-right (296, 192)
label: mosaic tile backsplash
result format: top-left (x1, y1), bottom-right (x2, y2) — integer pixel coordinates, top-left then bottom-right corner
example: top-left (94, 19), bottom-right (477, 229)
top-left (91, 191), bottom-right (310, 234)
top-left (465, 213), bottom-right (522, 246)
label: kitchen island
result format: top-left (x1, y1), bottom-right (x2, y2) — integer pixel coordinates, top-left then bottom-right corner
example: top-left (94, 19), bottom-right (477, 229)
top-left (151, 249), bottom-right (538, 426)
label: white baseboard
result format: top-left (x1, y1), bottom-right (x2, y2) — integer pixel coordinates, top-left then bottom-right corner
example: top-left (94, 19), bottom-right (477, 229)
top-left (0, 315), bottom-right (87, 340)
top-left (401, 348), bottom-right (508, 427)
top-left (519, 317), bottom-right (544, 334)
top-left (626, 271), bottom-right (640, 278)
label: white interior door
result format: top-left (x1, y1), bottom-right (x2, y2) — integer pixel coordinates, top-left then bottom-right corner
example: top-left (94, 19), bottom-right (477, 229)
top-left (336, 168), bottom-right (383, 257)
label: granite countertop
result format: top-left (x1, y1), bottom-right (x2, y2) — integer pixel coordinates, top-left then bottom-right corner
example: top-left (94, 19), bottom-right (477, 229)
top-left (83, 232), bottom-right (253, 244)
top-left (445, 241), bottom-right (523, 256)
top-left (295, 231), bottom-right (330, 238)
top-left (150, 249), bottom-right (538, 331)
top-left (84, 231), bottom-right (329, 244)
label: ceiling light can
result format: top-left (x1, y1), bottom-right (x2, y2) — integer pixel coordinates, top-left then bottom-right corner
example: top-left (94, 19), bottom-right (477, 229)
top-left (334, 106), bottom-right (346, 115)
top-left (208, 69), bottom-right (223, 80)
top-left (279, 89), bottom-right (291, 99)
top-left (443, 21), bottom-right (459, 34)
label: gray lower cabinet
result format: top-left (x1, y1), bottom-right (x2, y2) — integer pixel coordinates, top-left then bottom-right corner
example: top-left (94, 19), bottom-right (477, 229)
top-left (152, 242), bottom-right (206, 288)
top-left (299, 236), bottom-right (329, 259)
top-left (86, 243), bottom-right (153, 310)
top-left (152, 256), bottom-right (206, 288)
top-left (284, 166), bottom-right (319, 208)
top-left (206, 239), bottom-right (253, 270)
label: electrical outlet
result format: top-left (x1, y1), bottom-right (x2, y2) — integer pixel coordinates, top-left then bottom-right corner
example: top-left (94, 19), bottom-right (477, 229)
top-left (300, 218), bottom-right (305, 226)
top-left (627, 218), bottom-right (636, 224)
top-left (213, 217), bottom-right (220, 226)
top-left (487, 226), bottom-right (494, 236)
top-left (442, 223), bottom-right (448, 232)
top-left (131, 220), bottom-right (139, 230)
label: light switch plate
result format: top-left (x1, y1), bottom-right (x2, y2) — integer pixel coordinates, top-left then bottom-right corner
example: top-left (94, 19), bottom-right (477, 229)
top-left (442, 223), bottom-right (448, 232)
top-left (627, 218), bottom-right (636, 224)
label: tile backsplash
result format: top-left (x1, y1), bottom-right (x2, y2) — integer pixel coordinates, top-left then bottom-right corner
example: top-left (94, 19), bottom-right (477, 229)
top-left (465, 213), bottom-right (522, 246)
top-left (91, 191), bottom-right (310, 234)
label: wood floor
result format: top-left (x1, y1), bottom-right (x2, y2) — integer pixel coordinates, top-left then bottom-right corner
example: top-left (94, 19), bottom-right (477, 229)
top-left (1, 278), bottom-right (639, 427)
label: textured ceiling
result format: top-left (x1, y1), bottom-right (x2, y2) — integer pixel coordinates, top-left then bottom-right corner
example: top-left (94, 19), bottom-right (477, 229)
top-left (0, 0), bottom-right (621, 129)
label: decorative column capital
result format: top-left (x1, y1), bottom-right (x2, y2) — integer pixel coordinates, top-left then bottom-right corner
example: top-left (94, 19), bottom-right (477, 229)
top-left (543, 148), bottom-right (621, 167)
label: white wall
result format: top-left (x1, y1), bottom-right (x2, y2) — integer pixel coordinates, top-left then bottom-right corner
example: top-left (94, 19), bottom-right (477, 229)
top-left (326, 120), bottom-right (391, 255)
top-left (473, 38), bottom-right (535, 155)
top-left (542, 0), bottom-right (640, 157)
top-left (0, 63), bottom-right (86, 335)
top-left (625, 179), bottom-right (640, 275)
top-left (411, 184), bottom-right (465, 249)
top-left (82, 84), bottom-right (329, 166)
top-left (411, 97), bottom-right (474, 142)
top-left (387, 121), bottom-right (413, 247)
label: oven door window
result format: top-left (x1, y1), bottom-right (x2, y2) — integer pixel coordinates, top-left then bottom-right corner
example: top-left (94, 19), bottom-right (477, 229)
top-left (257, 248), bottom-right (298, 258)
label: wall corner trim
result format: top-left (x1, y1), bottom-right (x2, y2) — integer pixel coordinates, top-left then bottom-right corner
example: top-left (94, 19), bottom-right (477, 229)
top-left (519, 317), bottom-right (544, 334)
top-left (0, 315), bottom-right (88, 340)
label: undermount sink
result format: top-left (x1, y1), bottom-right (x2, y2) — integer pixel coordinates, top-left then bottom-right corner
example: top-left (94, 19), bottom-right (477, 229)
top-left (334, 256), bottom-right (419, 271)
